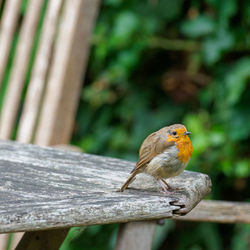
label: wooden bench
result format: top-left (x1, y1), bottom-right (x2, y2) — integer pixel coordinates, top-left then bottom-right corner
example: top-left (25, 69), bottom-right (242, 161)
top-left (0, 140), bottom-right (211, 249)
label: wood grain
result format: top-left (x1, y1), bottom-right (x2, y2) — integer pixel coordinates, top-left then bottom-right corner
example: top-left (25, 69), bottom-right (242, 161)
top-left (0, 0), bottom-right (21, 86)
top-left (116, 222), bottom-right (156, 250)
top-left (34, 0), bottom-right (100, 146)
top-left (0, 140), bottom-right (211, 233)
top-left (17, 0), bottom-right (64, 143)
top-left (0, 234), bottom-right (8, 250)
top-left (0, 0), bottom-right (44, 139)
top-left (176, 200), bottom-right (250, 223)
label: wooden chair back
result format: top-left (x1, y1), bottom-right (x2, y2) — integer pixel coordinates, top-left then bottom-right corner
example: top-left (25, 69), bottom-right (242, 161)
top-left (0, 0), bottom-right (100, 145)
top-left (0, 0), bottom-right (100, 249)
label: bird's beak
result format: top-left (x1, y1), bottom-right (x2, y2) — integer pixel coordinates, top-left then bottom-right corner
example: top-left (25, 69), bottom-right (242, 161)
top-left (184, 131), bottom-right (191, 135)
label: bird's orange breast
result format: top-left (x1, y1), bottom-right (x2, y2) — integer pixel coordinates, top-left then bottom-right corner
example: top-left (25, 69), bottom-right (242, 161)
top-left (176, 137), bottom-right (193, 163)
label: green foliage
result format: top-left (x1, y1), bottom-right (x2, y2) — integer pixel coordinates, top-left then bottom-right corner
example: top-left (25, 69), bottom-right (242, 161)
top-left (152, 220), bottom-right (175, 249)
top-left (181, 15), bottom-right (216, 38)
top-left (60, 225), bottom-right (118, 250)
top-left (74, 0), bottom-right (250, 179)
top-left (70, 0), bottom-right (250, 249)
top-left (231, 224), bottom-right (250, 250)
top-left (0, 32), bottom-right (19, 110)
top-left (178, 223), bottom-right (223, 250)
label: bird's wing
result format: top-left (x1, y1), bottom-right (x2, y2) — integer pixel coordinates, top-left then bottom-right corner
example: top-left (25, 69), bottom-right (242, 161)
top-left (131, 129), bottom-right (175, 174)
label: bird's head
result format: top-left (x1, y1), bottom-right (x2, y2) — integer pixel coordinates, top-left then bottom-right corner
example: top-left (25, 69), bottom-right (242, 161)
top-left (166, 124), bottom-right (192, 143)
top-left (166, 124), bottom-right (193, 163)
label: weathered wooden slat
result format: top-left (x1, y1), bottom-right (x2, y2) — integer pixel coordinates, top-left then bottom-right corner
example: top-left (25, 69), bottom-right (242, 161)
top-left (0, 0), bottom-right (44, 139)
top-left (176, 200), bottom-right (250, 223)
top-left (12, 146), bottom-right (82, 250)
top-left (0, 234), bottom-right (8, 250)
top-left (115, 222), bottom-right (156, 250)
top-left (3, 145), bottom-right (84, 250)
top-left (0, 140), bottom-right (211, 233)
top-left (0, 232), bottom-right (23, 250)
top-left (17, 0), bottom-right (64, 143)
top-left (0, 0), bottom-right (21, 86)
top-left (34, 0), bottom-right (100, 146)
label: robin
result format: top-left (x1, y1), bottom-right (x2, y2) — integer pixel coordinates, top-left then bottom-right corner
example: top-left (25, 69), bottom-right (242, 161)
top-left (120, 124), bottom-right (193, 193)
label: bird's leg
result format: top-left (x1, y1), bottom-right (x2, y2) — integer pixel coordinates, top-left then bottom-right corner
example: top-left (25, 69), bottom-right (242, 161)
top-left (157, 179), bottom-right (169, 193)
top-left (160, 178), bottom-right (172, 190)
top-left (161, 178), bottom-right (185, 192)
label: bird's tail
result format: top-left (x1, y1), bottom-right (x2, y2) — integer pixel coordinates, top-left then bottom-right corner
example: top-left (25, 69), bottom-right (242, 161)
top-left (120, 171), bottom-right (138, 192)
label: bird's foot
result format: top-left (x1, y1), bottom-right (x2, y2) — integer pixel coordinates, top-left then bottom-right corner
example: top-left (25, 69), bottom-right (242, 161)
top-left (158, 179), bottom-right (171, 194)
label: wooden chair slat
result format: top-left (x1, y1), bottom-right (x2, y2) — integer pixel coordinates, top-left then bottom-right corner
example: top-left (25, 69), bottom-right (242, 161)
top-left (0, 0), bottom-right (21, 86)
top-left (0, 0), bottom-right (100, 248)
top-left (118, 200), bottom-right (250, 250)
top-left (115, 222), bottom-right (156, 250)
top-left (35, 0), bottom-right (100, 146)
top-left (176, 200), bottom-right (250, 224)
top-left (17, 0), bottom-right (64, 143)
top-left (0, 0), bottom-right (44, 139)
top-left (0, 234), bottom-right (8, 250)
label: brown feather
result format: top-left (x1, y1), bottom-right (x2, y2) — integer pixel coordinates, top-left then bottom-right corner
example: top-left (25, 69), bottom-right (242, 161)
top-left (131, 127), bottom-right (175, 174)
top-left (120, 171), bottom-right (138, 192)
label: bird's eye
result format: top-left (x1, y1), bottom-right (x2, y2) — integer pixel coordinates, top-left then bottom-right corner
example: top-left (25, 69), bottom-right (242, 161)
top-left (172, 131), bottom-right (177, 136)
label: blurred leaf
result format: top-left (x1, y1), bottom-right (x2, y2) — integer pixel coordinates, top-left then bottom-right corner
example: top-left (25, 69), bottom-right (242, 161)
top-left (60, 225), bottom-right (118, 250)
top-left (83, 84), bottom-right (117, 108)
top-left (231, 224), bottom-right (250, 250)
top-left (227, 107), bottom-right (250, 141)
top-left (178, 223), bottom-right (222, 250)
top-left (203, 29), bottom-right (234, 64)
top-left (60, 227), bottom-right (86, 250)
top-left (234, 160), bottom-right (250, 177)
top-left (184, 112), bottom-right (211, 155)
top-left (221, 159), bottom-right (233, 176)
top-left (150, 0), bottom-right (183, 21)
top-left (79, 135), bottom-right (95, 152)
top-left (20, 0), bottom-right (30, 14)
top-left (181, 15), bottom-right (215, 38)
top-left (242, 1), bottom-right (250, 25)
top-left (116, 49), bottom-right (141, 71)
top-left (110, 11), bottom-right (139, 47)
top-left (225, 58), bottom-right (250, 105)
top-left (109, 127), bottom-right (129, 150)
top-left (201, 223), bottom-right (222, 250)
top-left (219, 0), bottom-right (237, 27)
top-left (206, 0), bottom-right (237, 28)
top-left (152, 220), bottom-right (175, 250)
top-left (105, 0), bottom-right (123, 7)
top-left (210, 130), bottom-right (226, 146)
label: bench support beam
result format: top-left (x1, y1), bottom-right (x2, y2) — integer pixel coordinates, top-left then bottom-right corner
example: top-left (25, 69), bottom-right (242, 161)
top-left (115, 221), bottom-right (157, 250)
top-left (15, 229), bottom-right (69, 250)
